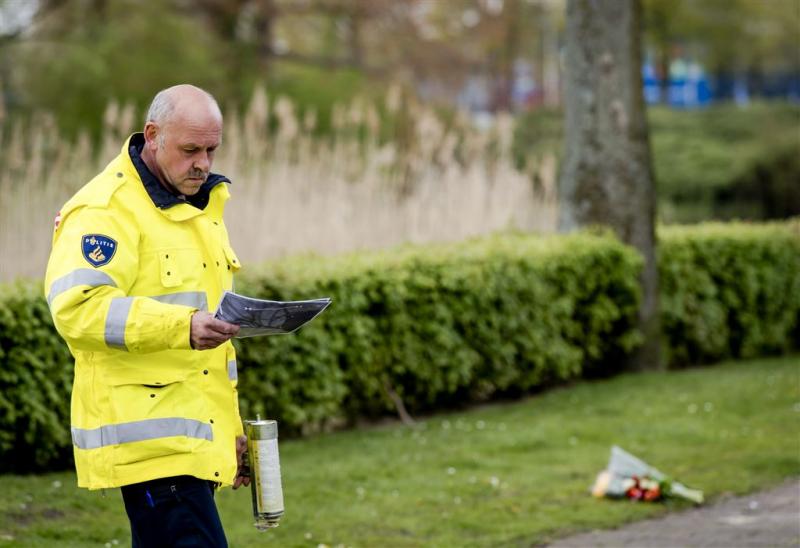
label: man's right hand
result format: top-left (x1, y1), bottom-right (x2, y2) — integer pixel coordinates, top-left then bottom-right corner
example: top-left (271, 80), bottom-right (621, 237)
top-left (190, 311), bottom-right (240, 350)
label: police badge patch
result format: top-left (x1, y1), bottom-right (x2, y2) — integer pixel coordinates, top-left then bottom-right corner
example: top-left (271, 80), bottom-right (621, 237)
top-left (82, 234), bottom-right (118, 267)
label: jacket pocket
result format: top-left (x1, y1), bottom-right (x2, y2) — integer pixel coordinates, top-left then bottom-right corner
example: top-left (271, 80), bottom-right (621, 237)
top-left (103, 364), bottom-right (189, 388)
top-left (222, 245), bottom-right (240, 292)
top-left (106, 369), bottom-right (209, 466)
top-left (223, 245), bottom-right (241, 273)
top-left (159, 250), bottom-right (183, 287)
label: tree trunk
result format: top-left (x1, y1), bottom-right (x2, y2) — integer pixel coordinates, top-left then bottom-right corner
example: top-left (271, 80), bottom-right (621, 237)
top-left (347, 2), bottom-right (364, 69)
top-left (499, 0), bottom-right (521, 112)
top-left (559, 0), bottom-right (661, 371)
top-left (254, 0), bottom-right (276, 75)
top-left (537, 3), bottom-right (560, 108)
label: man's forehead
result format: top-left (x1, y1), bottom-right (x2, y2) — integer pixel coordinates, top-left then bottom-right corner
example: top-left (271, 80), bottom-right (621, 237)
top-left (168, 117), bottom-right (222, 142)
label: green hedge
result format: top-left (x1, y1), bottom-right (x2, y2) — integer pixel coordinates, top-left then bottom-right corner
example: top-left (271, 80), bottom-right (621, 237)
top-left (0, 282), bottom-right (74, 472)
top-left (234, 233), bottom-right (642, 433)
top-left (1, 222), bottom-right (798, 472)
top-left (659, 220), bottom-right (800, 366)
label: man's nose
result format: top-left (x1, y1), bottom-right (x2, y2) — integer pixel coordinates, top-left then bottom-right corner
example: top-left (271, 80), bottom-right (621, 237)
top-left (194, 152), bottom-right (211, 173)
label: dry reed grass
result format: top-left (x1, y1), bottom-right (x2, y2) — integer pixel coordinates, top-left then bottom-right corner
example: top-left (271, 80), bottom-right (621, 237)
top-left (0, 86), bottom-right (557, 282)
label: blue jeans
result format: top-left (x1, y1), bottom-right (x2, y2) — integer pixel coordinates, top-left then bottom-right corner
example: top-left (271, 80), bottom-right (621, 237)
top-left (121, 475), bottom-right (228, 547)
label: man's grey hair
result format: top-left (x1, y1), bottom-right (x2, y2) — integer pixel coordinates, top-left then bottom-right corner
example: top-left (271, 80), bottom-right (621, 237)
top-left (145, 85), bottom-right (220, 126)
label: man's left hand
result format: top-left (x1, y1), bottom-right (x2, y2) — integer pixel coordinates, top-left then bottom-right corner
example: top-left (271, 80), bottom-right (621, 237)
top-left (233, 435), bottom-right (250, 489)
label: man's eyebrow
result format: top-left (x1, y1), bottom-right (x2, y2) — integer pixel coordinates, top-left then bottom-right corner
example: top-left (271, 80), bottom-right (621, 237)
top-left (182, 142), bottom-right (219, 149)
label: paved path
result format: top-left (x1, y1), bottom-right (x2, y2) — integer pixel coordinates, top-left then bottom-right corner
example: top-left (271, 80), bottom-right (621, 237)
top-left (548, 478), bottom-right (800, 548)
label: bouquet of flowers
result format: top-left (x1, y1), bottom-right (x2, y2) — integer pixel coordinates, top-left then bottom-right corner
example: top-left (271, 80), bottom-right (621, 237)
top-left (591, 446), bottom-right (704, 504)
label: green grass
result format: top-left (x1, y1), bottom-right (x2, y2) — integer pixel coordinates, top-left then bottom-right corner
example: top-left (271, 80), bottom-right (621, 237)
top-left (1, 355), bottom-right (798, 547)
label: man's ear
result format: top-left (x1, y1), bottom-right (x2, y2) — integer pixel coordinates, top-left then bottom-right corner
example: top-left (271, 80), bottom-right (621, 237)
top-left (143, 122), bottom-right (160, 151)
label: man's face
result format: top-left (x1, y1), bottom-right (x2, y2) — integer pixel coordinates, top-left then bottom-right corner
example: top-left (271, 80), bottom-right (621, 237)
top-left (146, 110), bottom-right (222, 196)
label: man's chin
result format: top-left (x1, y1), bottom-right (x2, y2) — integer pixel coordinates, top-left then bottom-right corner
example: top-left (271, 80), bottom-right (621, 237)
top-left (179, 179), bottom-right (206, 195)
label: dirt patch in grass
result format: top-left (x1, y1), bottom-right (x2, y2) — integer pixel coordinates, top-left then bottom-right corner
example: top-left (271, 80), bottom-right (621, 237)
top-left (8, 507), bottom-right (65, 526)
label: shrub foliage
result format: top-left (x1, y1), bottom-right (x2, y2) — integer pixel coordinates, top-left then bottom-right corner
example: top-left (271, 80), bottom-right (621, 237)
top-left (659, 220), bottom-right (800, 365)
top-left (234, 233), bottom-right (642, 433)
top-left (1, 222), bottom-right (797, 472)
top-left (0, 282), bottom-right (74, 472)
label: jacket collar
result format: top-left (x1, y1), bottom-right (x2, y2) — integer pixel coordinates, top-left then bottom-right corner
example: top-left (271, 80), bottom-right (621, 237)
top-left (127, 132), bottom-right (230, 211)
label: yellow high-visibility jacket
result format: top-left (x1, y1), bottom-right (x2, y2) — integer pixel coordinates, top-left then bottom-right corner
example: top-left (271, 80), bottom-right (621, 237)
top-left (45, 134), bottom-right (243, 490)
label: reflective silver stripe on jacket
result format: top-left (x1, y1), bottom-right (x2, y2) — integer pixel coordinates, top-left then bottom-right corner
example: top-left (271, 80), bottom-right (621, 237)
top-left (71, 417), bottom-right (214, 449)
top-left (105, 297), bottom-right (133, 350)
top-left (149, 291), bottom-right (208, 311)
top-left (47, 268), bottom-right (117, 307)
top-left (227, 359), bottom-right (237, 381)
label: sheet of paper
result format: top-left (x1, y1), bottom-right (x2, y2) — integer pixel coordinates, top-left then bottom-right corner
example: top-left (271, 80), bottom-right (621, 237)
top-left (214, 290), bottom-right (331, 338)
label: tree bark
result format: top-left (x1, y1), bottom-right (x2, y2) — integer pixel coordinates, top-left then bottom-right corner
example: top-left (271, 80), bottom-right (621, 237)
top-left (498, 0), bottom-right (521, 111)
top-left (254, 0), bottom-right (277, 74)
top-left (559, 0), bottom-right (661, 370)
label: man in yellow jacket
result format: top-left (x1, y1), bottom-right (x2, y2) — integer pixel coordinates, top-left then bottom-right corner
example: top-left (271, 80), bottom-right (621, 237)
top-left (45, 84), bottom-right (247, 547)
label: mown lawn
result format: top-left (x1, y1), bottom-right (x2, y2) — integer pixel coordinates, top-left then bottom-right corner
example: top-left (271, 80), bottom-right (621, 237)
top-left (1, 355), bottom-right (798, 547)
